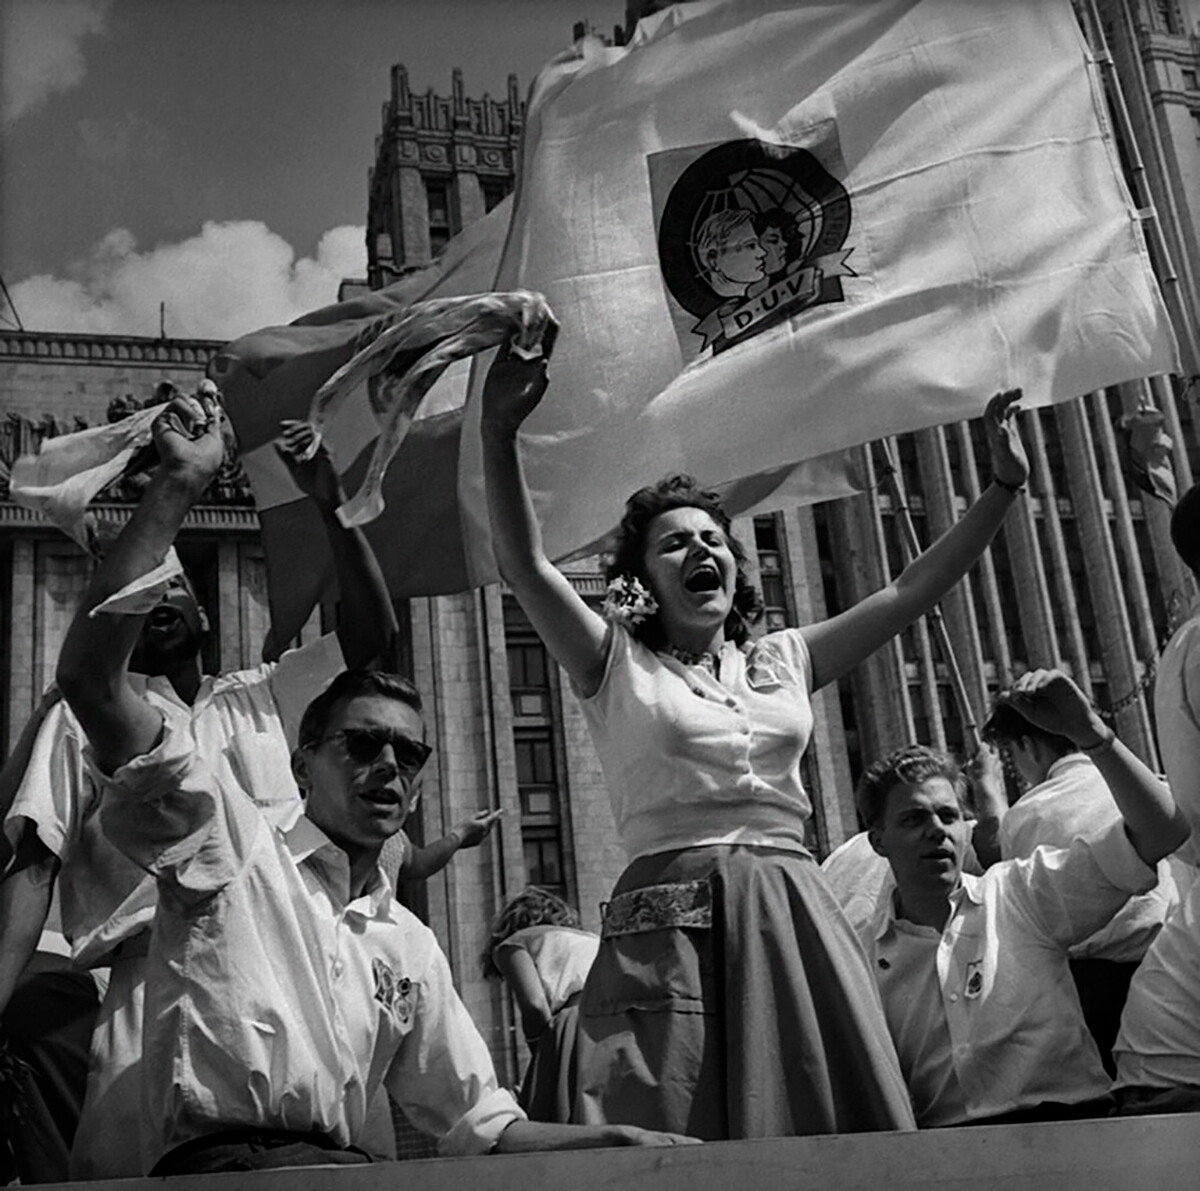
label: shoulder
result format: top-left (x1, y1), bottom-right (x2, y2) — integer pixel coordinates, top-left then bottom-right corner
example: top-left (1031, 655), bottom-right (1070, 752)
top-left (385, 902), bottom-right (443, 969)
top-left (747, 627), bottom-right (811, 687)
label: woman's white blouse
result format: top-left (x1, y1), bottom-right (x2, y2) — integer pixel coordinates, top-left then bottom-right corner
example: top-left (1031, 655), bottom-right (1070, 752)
top-left (577, 624), bottom-right (816, 861)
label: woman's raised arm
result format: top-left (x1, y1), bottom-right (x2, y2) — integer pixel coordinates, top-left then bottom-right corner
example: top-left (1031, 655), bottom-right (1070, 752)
top-left (481, 347), bottom-right (609, 696)
top-left (802, 389), bottom-right (1028, 692)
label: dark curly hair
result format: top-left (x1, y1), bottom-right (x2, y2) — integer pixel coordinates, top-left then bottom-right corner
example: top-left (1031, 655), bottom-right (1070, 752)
top-left (606, 475), bottom-right (763, 649)
top-left (481, 886), bottom-right (582, 978)
top-left (855, 745), bottom-right (965, 831)
top-left (980, 699), bottom-right (1073, 757)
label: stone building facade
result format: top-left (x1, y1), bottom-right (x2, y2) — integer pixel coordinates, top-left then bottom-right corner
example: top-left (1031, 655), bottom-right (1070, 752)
top-left (2, 0), bottom-right (1198, 1090)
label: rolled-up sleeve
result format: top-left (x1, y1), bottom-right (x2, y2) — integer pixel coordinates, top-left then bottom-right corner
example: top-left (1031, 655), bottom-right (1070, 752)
top-left (1016, 821), bottom-right (1157, 948)
top-left (97, 723), bottom-right (247, 904)
top-left (384, 943), bottom-right (525, 1155)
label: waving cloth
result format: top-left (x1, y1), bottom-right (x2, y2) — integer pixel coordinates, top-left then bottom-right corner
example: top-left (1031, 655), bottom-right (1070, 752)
top-left (7, 406), bottom-right (196, 615)
top-left (213, 195), bottom-right (863, 647)
top-left (307, 291), bottom-right (554, 527)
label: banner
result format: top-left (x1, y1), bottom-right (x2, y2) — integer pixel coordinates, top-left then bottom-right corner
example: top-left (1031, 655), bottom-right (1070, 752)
top-left (463, 0), bottom-right (1177, 574)
top-left (215, 191), bottom-right (861, 641)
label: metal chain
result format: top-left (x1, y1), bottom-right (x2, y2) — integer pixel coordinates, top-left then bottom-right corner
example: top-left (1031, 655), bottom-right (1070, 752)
top-left (1094, 587), bottom-right (1191, 721)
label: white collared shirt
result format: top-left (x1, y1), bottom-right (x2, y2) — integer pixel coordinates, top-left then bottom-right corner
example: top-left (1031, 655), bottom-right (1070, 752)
top-left (859, 824), bottom-right (1156, 1125)
top-left (1000, 753), bottom-right (1175, 962)
top-left (100, 721), bottom-right (523, 1170)
top-left (1112, 602), bottom-right (1200, 1089)
top-left (578, 625), bottom-right (815, 860)
top-left (1153, 601), bottom-right (1200, 869)
top-left (4, 635), bottom-right (343, 967)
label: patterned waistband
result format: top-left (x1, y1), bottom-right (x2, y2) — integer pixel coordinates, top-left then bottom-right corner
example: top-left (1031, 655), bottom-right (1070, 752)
top-left (600, 878), bottom-right (712, 939)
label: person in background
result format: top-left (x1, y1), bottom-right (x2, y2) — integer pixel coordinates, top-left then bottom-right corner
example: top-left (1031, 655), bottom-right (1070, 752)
top-left (979, 698), bottom-right (1175, 1074)
top-left (0, 405), bottom-right (399, 1179)
top-left (53, 392), bottom-right (695, 1172)
top-left (1113, 481), bottom-right (1200, 1111)
top-left (0, 689), bottom-right (98, 1185)
top-left (856, 669), bottom-right (1187, 1127)
top-left (483, 887), bottom-right (600, 1122)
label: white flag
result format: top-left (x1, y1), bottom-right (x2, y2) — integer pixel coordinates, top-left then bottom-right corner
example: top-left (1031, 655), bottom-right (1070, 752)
top-left (462, 0), bottom-right (1177, 572)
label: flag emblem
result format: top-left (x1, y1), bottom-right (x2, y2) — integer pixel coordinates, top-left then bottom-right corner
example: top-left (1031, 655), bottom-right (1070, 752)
top-left (653, 136), bottom-right (856, 355)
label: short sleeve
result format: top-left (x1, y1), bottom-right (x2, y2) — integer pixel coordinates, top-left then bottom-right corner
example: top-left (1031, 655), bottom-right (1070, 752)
top-left (1004, 822), bottom-right (1157, 948)
top-left (4, 702), bottom-right (90, 861)
top-left (748, 627), bottom-right (813, 693)
top-left (98, 722), bottom-right (254, 905)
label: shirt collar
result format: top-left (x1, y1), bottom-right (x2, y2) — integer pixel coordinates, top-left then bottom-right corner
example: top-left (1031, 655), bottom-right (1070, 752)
top-left (1043, 752), bottom-right (1090, 782)
top-left (283, 815), bottom-right (397, 921)
top-left (873, 872), bottom-right (981, 939)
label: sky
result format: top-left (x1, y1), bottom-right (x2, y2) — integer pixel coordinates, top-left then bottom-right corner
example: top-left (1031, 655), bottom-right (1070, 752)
top-left (0, 0), bottom-right (626, 340)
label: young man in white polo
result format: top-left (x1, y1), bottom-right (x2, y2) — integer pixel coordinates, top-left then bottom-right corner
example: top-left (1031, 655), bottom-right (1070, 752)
top-left (854, 669), bottom-right (1188, 1127)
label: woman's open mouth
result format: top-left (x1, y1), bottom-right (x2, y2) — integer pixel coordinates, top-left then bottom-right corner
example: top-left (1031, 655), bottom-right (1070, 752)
top-left (684, 566), bottom-right (721, 593)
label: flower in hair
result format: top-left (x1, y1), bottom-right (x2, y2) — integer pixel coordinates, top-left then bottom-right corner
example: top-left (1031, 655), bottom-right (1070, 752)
top-left (602, 575), bottom-right (659, 628)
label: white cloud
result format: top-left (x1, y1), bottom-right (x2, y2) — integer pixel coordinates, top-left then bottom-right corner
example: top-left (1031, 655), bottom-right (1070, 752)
top-left (1, 0), bottom-right (113, 124)
top-left (10, 220), bottom-right (369, 339)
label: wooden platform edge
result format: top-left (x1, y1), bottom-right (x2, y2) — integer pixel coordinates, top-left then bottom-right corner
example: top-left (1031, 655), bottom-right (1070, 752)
top-left (40, 1112), bottom-right (1200, 1191)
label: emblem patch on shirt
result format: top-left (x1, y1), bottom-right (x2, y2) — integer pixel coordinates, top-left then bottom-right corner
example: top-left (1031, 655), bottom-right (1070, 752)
top-left (964, 959), bottom-right (984, 1000)
top-left (372, 958), bottom-right (416, 1025)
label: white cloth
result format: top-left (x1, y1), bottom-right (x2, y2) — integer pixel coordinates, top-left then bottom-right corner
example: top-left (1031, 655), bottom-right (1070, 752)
top-left (820, 831), bottom-right (894, 935)
top-left (1113, 604), bottom-right (1200, 1089)
top-left (99, 723), bottom-right (524, 1170)
top-left (8, 407), bottom-right (159, 548)
top-left (4, 635), bottom-right (345, 1180)
top-left (309, 290), bottom-right (554, 527)
top-left (1151, 601), bottom-right (1200, 868)
top-left (859, 824), bottom-right (1157, 1125)
top-left (496, 925), bottom-right (600, 1016)
top-left (1000, 753), bottom-right (1175, 962)
top-left (577, 625), bottom-right (815, 861)
top-left (1114, 877), bottom-right (1200, 1090)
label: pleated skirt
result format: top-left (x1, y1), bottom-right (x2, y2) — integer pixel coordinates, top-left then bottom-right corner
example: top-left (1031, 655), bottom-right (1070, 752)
top-left (518, 993), bottom-right (583, 1124)
top-left (574, 844), bottom-right (916, 1139)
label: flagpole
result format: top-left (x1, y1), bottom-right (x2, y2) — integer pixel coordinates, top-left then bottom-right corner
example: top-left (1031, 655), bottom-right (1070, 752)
top-left (872, 438), bottom-right (982, 755)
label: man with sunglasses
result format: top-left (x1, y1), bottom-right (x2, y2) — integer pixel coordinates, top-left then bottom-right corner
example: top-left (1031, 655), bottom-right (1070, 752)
top-left (55, 394), bottom-right (693, 1172)
top-left (18, 390), bottom-right (401, 1179)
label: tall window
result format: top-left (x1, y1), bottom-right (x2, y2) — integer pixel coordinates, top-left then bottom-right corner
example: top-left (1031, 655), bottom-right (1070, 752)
top-left (504, 598), bottom-right (568, 896)
top-left (425, 177), bottom-right (457, 256)
top-left (753, 514), bottom-right (794, 629)
top-left (481, 178), bottom-right (511, 212)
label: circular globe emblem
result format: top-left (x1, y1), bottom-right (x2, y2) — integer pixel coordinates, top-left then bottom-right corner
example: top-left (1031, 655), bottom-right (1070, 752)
top-left (657, 140), bottom-right (854, 353)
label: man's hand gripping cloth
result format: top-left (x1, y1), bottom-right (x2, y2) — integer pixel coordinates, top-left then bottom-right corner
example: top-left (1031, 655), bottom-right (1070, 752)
top-left (306, 290), bottom-right (554, 527)
top-left (7, 380), bottom-right (223, 614)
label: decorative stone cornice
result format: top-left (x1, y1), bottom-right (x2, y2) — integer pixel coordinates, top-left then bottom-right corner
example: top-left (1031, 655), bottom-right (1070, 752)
top-left (0, 330), bottom-right (223, 367)
top-left (0, 501), bottom-right (260, 533)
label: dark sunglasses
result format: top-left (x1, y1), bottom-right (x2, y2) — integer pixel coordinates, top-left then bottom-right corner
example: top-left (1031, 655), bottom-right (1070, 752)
top-left (317, 728), bottom-right (432, 774)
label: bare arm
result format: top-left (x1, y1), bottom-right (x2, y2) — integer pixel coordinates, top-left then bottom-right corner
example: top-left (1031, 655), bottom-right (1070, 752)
top-left (1001, 669), bottom-right (1189, 867)
top-left (274, 421), bottom-right (398, 668)
top-left (0, 831), bottom-right (58, 1014)
top-left (481, 350), bottom-right (608, 696)
top-left (493, 944), bottom-right (552, 1041)
top-left (402, 809), bottom-right (503, 881)
top-left (803, 390), bottom-right (1028, 691)
top-left (56, 395), bottom-right (223, 772)
top-left (965, 744), bottom-right (1008, 868)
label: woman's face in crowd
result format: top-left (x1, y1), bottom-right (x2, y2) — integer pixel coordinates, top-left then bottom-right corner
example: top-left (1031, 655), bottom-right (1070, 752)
top-left (642, 506), bottom-right (737, 645)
